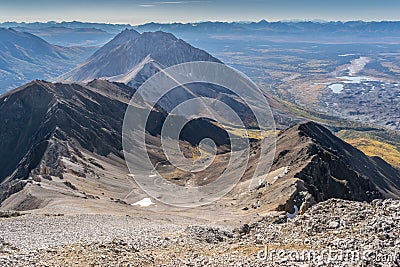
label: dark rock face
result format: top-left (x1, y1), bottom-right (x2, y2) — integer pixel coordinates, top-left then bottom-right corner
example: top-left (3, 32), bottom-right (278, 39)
top-left (272, 121), bottom-right (400, 207)
top-left (0, 80), bottom-right (126, 183)
top-left (295, 146), bottom-right (381, 202)
top-left (0, 80), bottom-right (131, 203)
top-left (0, 180), bottom-right (27, 204)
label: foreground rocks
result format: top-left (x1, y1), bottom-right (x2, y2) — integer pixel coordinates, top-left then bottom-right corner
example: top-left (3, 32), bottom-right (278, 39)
top-left (0, 199), bottom-right (399, 266)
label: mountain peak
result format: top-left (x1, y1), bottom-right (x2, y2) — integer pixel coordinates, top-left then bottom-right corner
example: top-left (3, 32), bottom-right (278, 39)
top-left (106, 28), bottom-right (140, 46)
top-left (295, 121), bottom-right (332, 138)
top-left (275, 121), bottom-right (400, 201)
top-left (58, 30), bottom-right (221, 83)
top-left (142, 30), bottom-right (178, 40)
top-left (118, 28), bottom-right (140, 37)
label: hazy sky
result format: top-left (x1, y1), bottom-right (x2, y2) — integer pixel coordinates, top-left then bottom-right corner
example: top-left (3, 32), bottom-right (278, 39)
top-left (0, 0), bottom-right (399, 24)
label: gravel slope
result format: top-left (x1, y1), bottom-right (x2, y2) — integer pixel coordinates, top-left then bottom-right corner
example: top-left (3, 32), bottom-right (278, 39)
top-left (0, 199), bottom-right (399, 266)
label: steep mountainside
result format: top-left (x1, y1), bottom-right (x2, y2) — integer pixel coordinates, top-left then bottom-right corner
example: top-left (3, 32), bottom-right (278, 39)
top-left (0, 80), bottom-right (231, 206)
top-left (271, 122), bottom-right (400, 203)
top-left (1, 28), bottom-right (399, 217)
top-left (57, 29), bottom-right (301, 129)
top-left (0, 80), bottom-right (399, 215)
top-left (58, 29), bottom-right (220, 84)
top-left (0, 80), bottom-right (127, 202)
top-left (0, 28), bottom-right (95, 93)
top-left (225, 121), bottom-right (400, 217)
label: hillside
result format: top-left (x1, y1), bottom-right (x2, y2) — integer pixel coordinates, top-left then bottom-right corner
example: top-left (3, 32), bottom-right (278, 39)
top-left (0, 28), bottom-right (94, 93)
top-left (58, 29), bottom-right (220, 84)
top-left (0, 80), bottom-right (399, 217)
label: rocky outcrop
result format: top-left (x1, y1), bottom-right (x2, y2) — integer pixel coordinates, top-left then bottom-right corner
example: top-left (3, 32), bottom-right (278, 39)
top-left (266, 121), bottom-right (400, 212)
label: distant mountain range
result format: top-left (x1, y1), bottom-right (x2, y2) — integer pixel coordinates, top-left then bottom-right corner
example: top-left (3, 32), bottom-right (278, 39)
top-left (136, 20), bottom-right (400, 35)
top-left (135, 20), bottom-right (400, 45)
top-left (0, 28), bottom-right (95, 93)
top-left (3, 20), bottom-right (400, 45)
top-left (11, 26), bottom-right (114, 47)
top-left (0, 21), bottom-right (133, 34)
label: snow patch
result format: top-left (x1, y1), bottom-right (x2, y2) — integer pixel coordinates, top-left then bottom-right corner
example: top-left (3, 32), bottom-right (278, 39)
top-left (132, 198), bottom-right (155, 207)
top-left (273, 167), bottom-right (289, 182)
top-left (286, 205), bottom-right (299, 219)
top-left (328, 84), bottom-right (344, 94)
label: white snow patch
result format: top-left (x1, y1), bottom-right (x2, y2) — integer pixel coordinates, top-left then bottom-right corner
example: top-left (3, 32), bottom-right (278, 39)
top-left (328, 84), bottom-right (344, 94)
top-left (286, 205), bottom-right (299, 219)
top-left (273, 167), bottom-right (289, 181)
top-left (132, 198), bottom-right (155, 207)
